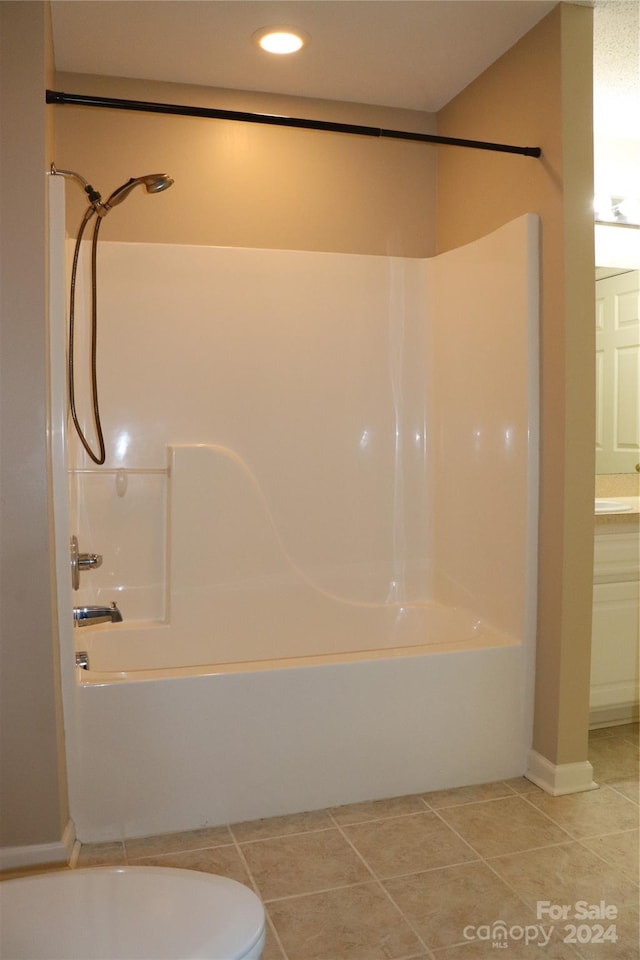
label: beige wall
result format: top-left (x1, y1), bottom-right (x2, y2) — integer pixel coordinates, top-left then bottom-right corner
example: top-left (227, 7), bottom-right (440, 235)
top-left (1, 1), bottom-right (595, 853)
top-left (53, 74), bottom-right (438, 257)
top-left (0, 1), bottom-right (68, 849)
top-left (437, 4), bottom-right (595, 765)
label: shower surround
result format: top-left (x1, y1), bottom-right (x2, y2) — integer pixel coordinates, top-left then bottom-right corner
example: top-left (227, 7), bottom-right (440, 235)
top-left (50, 178), bottom-right (538, 841)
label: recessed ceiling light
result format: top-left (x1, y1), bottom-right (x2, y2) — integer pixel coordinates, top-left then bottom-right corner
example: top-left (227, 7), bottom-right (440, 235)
top-left (253, 27), bottom-right (308, 55)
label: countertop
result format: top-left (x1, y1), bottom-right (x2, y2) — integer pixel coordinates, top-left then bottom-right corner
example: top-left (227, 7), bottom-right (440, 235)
top-left (594, 496), bottom-right (640, 531)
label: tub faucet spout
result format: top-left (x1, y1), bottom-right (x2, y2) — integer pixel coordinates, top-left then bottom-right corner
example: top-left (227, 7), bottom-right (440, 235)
top-left (73, 602), bottom-right (123, 627)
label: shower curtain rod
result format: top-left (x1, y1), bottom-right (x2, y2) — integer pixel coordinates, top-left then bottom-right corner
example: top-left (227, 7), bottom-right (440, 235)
top-left (46, 90), bottom-right (542, 158)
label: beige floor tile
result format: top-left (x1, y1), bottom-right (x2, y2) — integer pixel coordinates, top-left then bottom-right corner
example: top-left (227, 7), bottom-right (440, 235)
top-left (329, 794), bottom-right (428, 825)
top-left (489, 841), bottom-right (639, 909)
top-left (129, 843), bottom-right (250, 884)
top-left (423, 781), bottom-right (515, 809)
top-left (77, 841), bottom-right (126, 866)
top-left (433, 936), bottom-right (582, 958)
top-left (588, 738), bottom-right (640, 783)
top-left (503, 776), bottom-right (545, 795)
top-left (524, 785), bottom-right (640, 839)
top-left (240, 828), bottom-right (372, 901)
top-left (0, 864), bottom-right (71, 882)
top-left (437, 795), bottom-right (570, 859)
top-left (124, 824), bottom-right (231, 859)
top-left (609, 723), bottom-right (639, 747)
top-left (261, 920), bottom-right (287, 960)
top-left (230, 809), bottom-right (333, 842)
top-left (589, 727), bottom-right (617, 741)
top-left (609, 778), bottom-right (640, 805)
top-left (343, 812), bottom-right (477, 879)
top-left (383, 860), bottom-right (530, 950)
top-left (267, 882), bottom-right (427, 960)
top-left (581, 829), bottom-right (639, 883)
top-left (573, 902), bottom-right (639, 960)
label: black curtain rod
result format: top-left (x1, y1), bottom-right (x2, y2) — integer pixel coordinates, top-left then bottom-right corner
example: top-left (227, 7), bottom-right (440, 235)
top-left (46, 90), bottom-right (541, 158)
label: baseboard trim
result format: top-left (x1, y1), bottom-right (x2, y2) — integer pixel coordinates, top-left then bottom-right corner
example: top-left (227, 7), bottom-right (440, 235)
top-left (0, 819), bottom-right (76, 872)
top-left (589, 703), bottom-right (639, 729)
top-left (526, 749), bottom-right (597, 796)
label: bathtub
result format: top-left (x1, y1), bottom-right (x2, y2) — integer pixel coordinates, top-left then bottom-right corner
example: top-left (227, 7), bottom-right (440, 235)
top-left (50, 206), bottom-right (539, 842)
top-left (70, 443), bottom-right (534, 842)
top-left (73, 610), bottom-right (531, 842)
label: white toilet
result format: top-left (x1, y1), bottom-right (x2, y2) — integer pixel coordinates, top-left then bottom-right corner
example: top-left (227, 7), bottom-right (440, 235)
top-left (0, 866), bottom-right (266, 959)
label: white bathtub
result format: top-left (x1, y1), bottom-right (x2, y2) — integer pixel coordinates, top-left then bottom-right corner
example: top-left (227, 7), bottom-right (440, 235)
top-left (72, 613), bottom-right (531, 842)
top-left (50, 205), bottom-right (539, 843)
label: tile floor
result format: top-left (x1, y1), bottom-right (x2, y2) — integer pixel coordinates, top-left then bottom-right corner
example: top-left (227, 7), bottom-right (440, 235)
top-left (4, 723), bottom-right (638, 959)
top-left (69, 722), bottom-right (640, 960)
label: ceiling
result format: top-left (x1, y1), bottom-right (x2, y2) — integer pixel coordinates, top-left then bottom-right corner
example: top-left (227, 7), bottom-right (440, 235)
top-left (50, 1), bottom-right (639, 133)
top-left (592, 0), bottom-right (640, 138)
top-left (50, 0), bottom-right (559, 113)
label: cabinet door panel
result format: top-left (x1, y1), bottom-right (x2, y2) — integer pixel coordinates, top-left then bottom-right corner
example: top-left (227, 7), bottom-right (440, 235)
top-left (590, 579), bottom-right (640, 710)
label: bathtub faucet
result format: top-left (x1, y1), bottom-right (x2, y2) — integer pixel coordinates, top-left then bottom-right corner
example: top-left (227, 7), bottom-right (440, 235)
top-left (73, 602), bottom-right (123, 628)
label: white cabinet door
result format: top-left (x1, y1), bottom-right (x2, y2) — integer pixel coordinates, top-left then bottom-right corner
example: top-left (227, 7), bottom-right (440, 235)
top-left (595, 270), bottom-right (639, 473)
top-left (590, 579), bottom-right (640, 712)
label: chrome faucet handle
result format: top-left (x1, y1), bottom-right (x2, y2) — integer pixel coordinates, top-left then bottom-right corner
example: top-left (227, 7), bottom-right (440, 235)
top-left (70, 535), bottom-right (103, 590)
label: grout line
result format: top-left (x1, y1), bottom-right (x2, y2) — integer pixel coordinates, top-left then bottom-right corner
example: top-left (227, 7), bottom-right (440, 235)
top-left (606, 781), bottom-right (639, 804)
top-left (574, 833), bottom-right (640, 886)
top-left (324, 814), bottom-right (378, 881)
top-left (219, 833), bottom-right (260, 897)
top-left (327, 817), bottom-right (436, 959)
top-left (577, 824), bottom-right (640, 842)
top-left (482, 837), bottom-right (590, 861)
top-left (327, 800), bottom-right (434, 826)
top-left (125, 839), bottom-right (237, 861)
top-left (263, 877), bottom-right (383, 904)
top-left (423, 789), bottom-right (529, 813)
top-left (480, 846), bottom-right (566, 912)
top-left (261, 910), bottom-right (290, 960)
top-left (517, 786), bottom-right (640, 843)
top-left (430, 798), bottom-right (597, 864)
top-left (516, 792), bottom-right (581, 838)
top-left (264, 905), bottom-right (289, 960)
top-left (427, 803), bottom-right (500, 860)
top-left (231, 824), bottom-right (337, 845)
top-left (225, 822), bottom-right (292, 960)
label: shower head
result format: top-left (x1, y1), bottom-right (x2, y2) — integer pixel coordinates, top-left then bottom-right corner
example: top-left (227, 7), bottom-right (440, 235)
top-left (100, 174), bottom-right (174, 215)
top-left (49, 165), bottom-right (173, 215)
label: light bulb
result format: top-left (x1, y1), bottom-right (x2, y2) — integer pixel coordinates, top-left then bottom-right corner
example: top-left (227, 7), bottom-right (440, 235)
top-left (253, 27), bottom-right (308, 55)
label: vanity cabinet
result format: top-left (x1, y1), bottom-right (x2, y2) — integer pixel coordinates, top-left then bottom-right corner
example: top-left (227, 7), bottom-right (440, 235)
top-left (590, 522), bottom-right (640, 725)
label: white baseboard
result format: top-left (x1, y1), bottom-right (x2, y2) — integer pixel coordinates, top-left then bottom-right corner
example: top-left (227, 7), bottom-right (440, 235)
top-left (0, 819), bottom-right (76, 872)
top-left (526, 749), bottom-right (597, 796)
top-left (589, 702), bottom-right (639, 729)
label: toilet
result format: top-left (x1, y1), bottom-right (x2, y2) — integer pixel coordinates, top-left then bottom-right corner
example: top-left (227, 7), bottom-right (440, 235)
top-left (0, 866), bottom-right (266, 959)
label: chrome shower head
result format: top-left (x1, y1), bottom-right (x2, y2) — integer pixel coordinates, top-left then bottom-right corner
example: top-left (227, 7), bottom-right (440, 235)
top-left (101, 173), bottom-right (174, 214)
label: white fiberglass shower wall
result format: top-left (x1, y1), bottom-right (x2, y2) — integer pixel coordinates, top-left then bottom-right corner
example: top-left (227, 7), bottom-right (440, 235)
top-left (70, 245), bottom-right (433, 636)
top-left (69, 225), bottom-right (537, 656)
top-left (50, 174), bottom-right (538, 838)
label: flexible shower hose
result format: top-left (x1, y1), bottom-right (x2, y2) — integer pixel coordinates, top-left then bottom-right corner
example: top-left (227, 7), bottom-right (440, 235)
top-left (68, 206), bottom-right (106, 465)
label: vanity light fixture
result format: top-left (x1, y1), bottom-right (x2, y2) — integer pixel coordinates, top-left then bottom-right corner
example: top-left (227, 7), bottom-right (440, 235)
top-left (594, 194), bottom-right (640, 228)
top-left (253, 27), bottom-right (308, 55)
